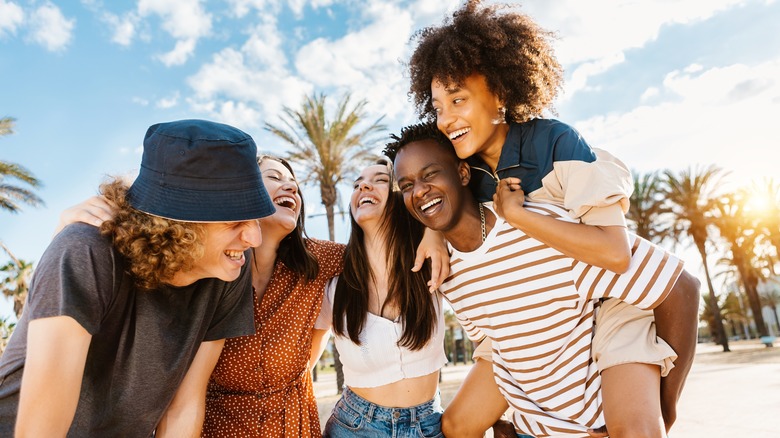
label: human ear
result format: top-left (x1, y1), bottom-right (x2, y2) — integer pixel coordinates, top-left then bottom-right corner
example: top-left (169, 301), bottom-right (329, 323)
top-left (458, 161), bottom-right (471, 186)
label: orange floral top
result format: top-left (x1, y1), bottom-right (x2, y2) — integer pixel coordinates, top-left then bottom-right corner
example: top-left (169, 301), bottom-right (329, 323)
top-left (202, 239), bottom-right (345, 437)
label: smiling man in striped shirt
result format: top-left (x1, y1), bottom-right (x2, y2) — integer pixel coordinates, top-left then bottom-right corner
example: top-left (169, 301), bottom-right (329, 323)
top-left (386, 123), bottom-right (700, 438)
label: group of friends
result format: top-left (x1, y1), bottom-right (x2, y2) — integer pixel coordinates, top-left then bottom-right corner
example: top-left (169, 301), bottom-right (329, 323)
top-left (0, 1), bottom-right (700, 437)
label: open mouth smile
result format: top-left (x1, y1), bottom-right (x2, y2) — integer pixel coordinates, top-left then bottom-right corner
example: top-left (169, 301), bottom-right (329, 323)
top-left (274, 196), bottom-right (297, 210)
top-left (448, 127), bottom-right (470, 141)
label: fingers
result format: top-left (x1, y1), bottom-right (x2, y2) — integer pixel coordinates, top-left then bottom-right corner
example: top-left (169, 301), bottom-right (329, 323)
top-left (587, 426), bottom-right (609, 437)
top-left (411, 251), bottom-right (425, 273)
top-left (55, 196), bottom-right (116, 236)
top-left (427, 254), bottom-right (442, 292)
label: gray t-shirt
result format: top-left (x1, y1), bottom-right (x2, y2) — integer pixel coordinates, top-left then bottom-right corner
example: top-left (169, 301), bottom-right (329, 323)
top-left (0, 223), bottom-right (255, 437)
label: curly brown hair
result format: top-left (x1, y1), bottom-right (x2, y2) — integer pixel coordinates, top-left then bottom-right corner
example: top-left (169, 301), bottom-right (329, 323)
top-left (99, 179), bottom-right (204, 290)
top-left (408, 0), bottom-right (563, 123)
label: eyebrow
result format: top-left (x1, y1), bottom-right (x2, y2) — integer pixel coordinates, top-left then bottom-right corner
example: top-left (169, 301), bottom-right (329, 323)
top-left (354, 170), bottom-right (390, 184)
top-left (432, 84), bottom-right (462, 103)
top-left (397, 163), bottom-right (436, 184)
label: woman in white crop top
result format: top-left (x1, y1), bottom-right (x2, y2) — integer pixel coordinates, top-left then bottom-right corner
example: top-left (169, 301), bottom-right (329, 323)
top-left (316, 160), bottom-right (448, 437)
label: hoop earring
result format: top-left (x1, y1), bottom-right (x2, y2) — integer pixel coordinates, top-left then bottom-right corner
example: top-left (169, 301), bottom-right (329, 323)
top-left (491, 106), bottom-right (507, 125)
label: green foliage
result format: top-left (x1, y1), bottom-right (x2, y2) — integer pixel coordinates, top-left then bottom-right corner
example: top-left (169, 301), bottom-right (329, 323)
top-left (264, 93), bottom-right (386, 240)
top-left (1, 116), bottom-right (45, 214)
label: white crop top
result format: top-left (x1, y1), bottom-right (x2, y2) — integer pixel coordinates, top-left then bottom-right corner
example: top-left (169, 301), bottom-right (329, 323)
top-left (314, 277), bottom-right (448, 388)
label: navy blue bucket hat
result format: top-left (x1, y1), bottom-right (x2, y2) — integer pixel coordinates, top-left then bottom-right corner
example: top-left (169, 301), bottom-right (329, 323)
top-left (127, 119), bottom-right (274, 222)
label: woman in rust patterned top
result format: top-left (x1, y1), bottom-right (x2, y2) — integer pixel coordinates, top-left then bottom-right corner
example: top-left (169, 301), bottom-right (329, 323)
top-left (201, 156), bottom-right (344, 437)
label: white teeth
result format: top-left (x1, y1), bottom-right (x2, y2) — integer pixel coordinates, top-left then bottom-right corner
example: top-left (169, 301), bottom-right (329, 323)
top-left (359, 197), bottom-right (378, 206)
top-left (224, 250), bottom-right (244, 261)
top-left (448, 128), bottom-right (470, 140)
top-left (274, 196), bottom-right (296, 209)
top-left (420, 197), bottom-right (441, 212)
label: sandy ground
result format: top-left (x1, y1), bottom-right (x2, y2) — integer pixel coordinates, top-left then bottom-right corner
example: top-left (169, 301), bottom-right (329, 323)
top-left (313, 339), bottom-right (780, 437)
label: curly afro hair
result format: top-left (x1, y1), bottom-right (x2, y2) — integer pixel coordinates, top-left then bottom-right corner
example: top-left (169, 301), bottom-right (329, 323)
top-left (382, 122), bottom-right (452, 162)
top-left (408, 0), bottom-right (563, 123)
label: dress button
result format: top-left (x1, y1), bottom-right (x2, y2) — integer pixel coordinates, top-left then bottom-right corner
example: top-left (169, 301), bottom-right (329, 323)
top-left (393, 411), bottom-right (400, 419)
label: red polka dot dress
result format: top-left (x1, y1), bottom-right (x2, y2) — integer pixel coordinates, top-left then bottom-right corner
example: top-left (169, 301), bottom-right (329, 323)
top-left (202, 239), bottom-right (345, 437)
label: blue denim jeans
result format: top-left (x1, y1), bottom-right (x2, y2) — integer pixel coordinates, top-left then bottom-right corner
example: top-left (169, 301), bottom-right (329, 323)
top-left (323, 386), bottom-right (443, 437)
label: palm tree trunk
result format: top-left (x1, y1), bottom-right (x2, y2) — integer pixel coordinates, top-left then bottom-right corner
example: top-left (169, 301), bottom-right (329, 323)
top-left (696, 242), bottom-right (730, 351)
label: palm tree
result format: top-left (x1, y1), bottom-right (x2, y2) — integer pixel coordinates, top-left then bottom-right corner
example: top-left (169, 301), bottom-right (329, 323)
top-left (0, 241), bottom-right (33, 318)
top-left (748, 178), bottom-right (780, 260)
top-left (626, 170), bottom-right (673, 244)
top-left (711, 192), bottom-right (769, 338)
top-left (664, 165), bottom-right (731, 351)
top-left (265, 92), bottom-right (386, 393)
top-left (264, 92), bottom-right (386, 240)
top-left (759, 281), bottom-right (780, 334)
top-left (0, 316), bottom-right (16, 355)
top-left (1, 117), bottom-right (44, 213)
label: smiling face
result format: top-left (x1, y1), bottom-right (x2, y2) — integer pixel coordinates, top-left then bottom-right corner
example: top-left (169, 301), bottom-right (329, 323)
top-left (259, 158), bottom-right (302, 235)
top-left (173, 220), bottom-right (262, 285)
top-left (431, 73), bottom-right (510, 170)
top-left (394, 139), bottom-right (471, 234)
top-left (350, 164), bottom-right (392, 229)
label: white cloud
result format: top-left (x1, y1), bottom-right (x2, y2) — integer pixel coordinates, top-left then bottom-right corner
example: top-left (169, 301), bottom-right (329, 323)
top-left (574, 59), bottom-right (780, 189)
top-left (640, 87), bottom-right (660, 102)
top-left (0, 0), bottom-right (24, 38)
top-left (102, 11), bottom-right (137, 46)
top-left (522, 0), bottom-right (749, 99)
top-left (156, 92), bottom-right (180, 109)
top-left (292, 2), bottom-right (417, 120)
top-left (137, 0), bottom-right (212, 65)
top-left (225, 0), bottom-right (278, 18)
top-left (186, 20), bottom-right (313, 130)
top-left (27, 2), bottom-right (75, 52)
top-left (157, 38), bottom-right (196, 66)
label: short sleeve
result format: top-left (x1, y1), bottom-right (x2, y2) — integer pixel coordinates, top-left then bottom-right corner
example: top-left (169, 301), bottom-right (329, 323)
top-left (456, 312), bottom-right (486, 343)
top-left (314, 276), bottom-right (338, 330)
top-left (572, 234), bottom-right (685, 310)
top-left (540, 148), bottom-right (633, 226)
top-left (203, 250), bottom-right (255, 341)
top-left (24, 224), bottom-right (119, 335)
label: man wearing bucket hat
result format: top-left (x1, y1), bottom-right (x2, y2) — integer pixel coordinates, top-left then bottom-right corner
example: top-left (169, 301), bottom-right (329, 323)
top-left (0, 119), bottom-right (275, 437)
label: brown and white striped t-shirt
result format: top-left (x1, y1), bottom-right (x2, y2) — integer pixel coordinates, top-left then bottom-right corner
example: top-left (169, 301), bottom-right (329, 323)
top-left (440, 202), bottom-right (683, 437)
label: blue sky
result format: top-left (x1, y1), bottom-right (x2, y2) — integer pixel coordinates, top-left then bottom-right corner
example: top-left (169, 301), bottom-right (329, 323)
top-left (2, 0), bottom-right (779, 320)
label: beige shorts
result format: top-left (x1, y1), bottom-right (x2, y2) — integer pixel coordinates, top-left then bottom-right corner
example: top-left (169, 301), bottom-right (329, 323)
top-left (592, 298), bottom-right (676, 376)
top-left (472, 299), bottom-right (677, 376)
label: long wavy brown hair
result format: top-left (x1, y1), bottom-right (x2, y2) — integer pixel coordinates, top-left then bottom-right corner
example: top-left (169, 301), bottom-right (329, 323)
top-left (99, 179), bottom-right (204, 290)
top-left (332, 160), bottom-right (437, 351)
top-left (408, 0), bottom-right (563, 123)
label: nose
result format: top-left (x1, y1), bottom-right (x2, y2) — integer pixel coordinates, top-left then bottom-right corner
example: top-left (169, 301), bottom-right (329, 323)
top-left (281, 180), bottom-right (297, 194)
top-left (413, 180), bottom-right (430, 200)
top-left (437, 106), bottom-right (455, 131)
top-left (359, 180), bottom-right (372, 191)
top-left (241, 220), bottom-right (262, 248)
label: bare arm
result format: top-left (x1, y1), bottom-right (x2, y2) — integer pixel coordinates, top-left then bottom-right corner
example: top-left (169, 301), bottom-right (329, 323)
top-left (16, 316), bottom-right (92, 437)
top-left (155, 339), bottom-right (225, 438)
top-left (54, 196), bottom-right (116, 236)
top-left (414, 227), bottom-right (451, 291)
top-left (653, 269), bottom-right (700, 431)
top-left (493, 179), bottom-right (631, 273)
top-left (309, 328), bottom-right (331, 372)
top-left (441, 358), bottom-right (510, 438)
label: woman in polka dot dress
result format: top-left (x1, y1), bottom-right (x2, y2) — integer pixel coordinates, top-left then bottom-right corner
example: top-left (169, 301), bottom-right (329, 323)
top-left (201, 156), bottom-right (344, 437)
